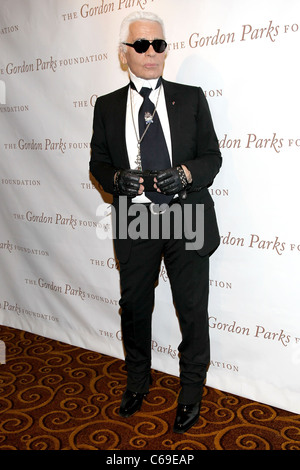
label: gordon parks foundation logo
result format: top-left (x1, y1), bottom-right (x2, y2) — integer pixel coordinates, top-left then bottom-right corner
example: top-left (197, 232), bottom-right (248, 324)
top-left (62, 0), bottom-right (155, 22)
top-left (96, 196), bottom-right (204, 251)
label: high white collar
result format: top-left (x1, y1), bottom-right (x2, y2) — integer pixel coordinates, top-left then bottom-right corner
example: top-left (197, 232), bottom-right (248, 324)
top-left (129, 69), bottom-right (160, 92)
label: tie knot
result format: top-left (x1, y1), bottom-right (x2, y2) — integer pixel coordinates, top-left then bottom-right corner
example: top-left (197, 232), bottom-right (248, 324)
top-left (140, 87), bottom-right (152, 99)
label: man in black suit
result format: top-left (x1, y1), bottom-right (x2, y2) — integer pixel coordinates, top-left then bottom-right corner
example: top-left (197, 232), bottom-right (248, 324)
top-left (90, 11), bottom-right (222, 433)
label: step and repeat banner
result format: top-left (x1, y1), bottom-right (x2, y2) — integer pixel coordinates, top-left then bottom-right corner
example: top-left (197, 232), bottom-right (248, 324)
top-left (1, 0), bottom-right (300, 414)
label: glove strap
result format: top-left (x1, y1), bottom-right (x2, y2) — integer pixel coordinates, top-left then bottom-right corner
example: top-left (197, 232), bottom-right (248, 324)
top-left (113, 170), bottom-right (121, 195)
top-left (177, 165), bottom-right (188, 188)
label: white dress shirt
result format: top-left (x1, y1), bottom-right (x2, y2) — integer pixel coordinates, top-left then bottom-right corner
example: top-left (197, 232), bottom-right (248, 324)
top-left (125, 70), bottom-right (173, 203)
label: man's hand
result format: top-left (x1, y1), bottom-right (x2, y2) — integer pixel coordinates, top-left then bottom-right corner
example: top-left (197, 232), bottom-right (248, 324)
top-left (114, 169), bottom-right (144, 196)
top-left (155, 165), bottom-right (192, 195)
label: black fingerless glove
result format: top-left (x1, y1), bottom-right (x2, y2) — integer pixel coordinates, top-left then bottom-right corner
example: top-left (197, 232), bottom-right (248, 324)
top-left (114, 169), bottom-right (142, 196)
top-left (156, 166), bottom-right (190, 195)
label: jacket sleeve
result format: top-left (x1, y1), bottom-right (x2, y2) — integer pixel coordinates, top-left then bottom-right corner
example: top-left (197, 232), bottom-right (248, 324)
top-left (89, 97), bottom-right (116, 195)
top-left (183, 88), bottom-right (222, 191)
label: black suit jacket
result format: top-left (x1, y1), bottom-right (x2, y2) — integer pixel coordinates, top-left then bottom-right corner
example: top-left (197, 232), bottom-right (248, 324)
top-left (90, 79), bottom-right (222, 262)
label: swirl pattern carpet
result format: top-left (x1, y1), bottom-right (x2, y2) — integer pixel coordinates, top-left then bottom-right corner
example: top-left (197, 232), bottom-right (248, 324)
top-left (0, 325), bottom-right (299, 451)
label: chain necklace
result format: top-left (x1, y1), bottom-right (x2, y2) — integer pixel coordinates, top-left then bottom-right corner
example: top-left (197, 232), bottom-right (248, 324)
top-left (130, 84), bottom-right (162, 170)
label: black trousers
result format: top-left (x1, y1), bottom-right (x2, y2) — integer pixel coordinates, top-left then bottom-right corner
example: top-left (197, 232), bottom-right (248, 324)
top-left (118, 204), bottom-right (210, 405)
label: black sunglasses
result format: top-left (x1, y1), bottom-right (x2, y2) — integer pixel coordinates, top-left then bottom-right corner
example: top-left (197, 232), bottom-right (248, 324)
top-left (123, 39), bottom-right (168, 54)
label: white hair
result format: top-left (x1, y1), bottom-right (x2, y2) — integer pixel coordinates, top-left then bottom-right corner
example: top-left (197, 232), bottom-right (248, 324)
top-left (119, 11), bottom-right (166, 53)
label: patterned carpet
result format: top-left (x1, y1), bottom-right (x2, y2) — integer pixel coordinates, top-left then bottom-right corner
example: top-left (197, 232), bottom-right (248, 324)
top-left (0, 325), bottom-right (299, 451)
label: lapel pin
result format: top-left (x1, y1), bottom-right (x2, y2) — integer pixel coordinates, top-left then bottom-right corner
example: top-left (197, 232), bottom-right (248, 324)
top-left (172, 101), bottom-right (175, 105)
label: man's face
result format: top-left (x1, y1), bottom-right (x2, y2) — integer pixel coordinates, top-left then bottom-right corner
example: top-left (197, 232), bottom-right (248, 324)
top-left (120, 20), bottom-right (166, 79)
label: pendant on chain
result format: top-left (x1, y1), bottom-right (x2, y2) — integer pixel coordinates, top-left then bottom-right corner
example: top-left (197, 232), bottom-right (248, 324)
top-left (135, 143), bottom-right (142, 170)
top-left (130, 84), bottom-right (162, 172)
top-left (144, 112), bottom-right (154, 125)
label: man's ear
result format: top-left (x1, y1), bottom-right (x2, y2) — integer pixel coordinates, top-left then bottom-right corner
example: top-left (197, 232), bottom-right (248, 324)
top-left (119, 47), bottom-right (128, 66)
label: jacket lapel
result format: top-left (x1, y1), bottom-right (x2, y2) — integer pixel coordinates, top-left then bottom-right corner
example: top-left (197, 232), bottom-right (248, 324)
top-left (162, 79), bottom-right (182, 166)
top-left (113, 84), bottom-right (130, 168)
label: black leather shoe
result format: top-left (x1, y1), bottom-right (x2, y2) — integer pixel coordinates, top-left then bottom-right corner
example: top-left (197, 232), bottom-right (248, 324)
top-left (173, 402), bottom-right (201, 434)
top-left (119, 390), bottom-right (146, 418)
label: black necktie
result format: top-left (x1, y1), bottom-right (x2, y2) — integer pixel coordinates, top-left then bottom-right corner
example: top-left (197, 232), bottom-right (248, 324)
top-left (138, 83), bottom-right (172, 205)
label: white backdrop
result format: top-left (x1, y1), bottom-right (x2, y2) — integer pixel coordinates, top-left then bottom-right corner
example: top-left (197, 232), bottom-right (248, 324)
top-left (1, 0), bottom-right (300, 414)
